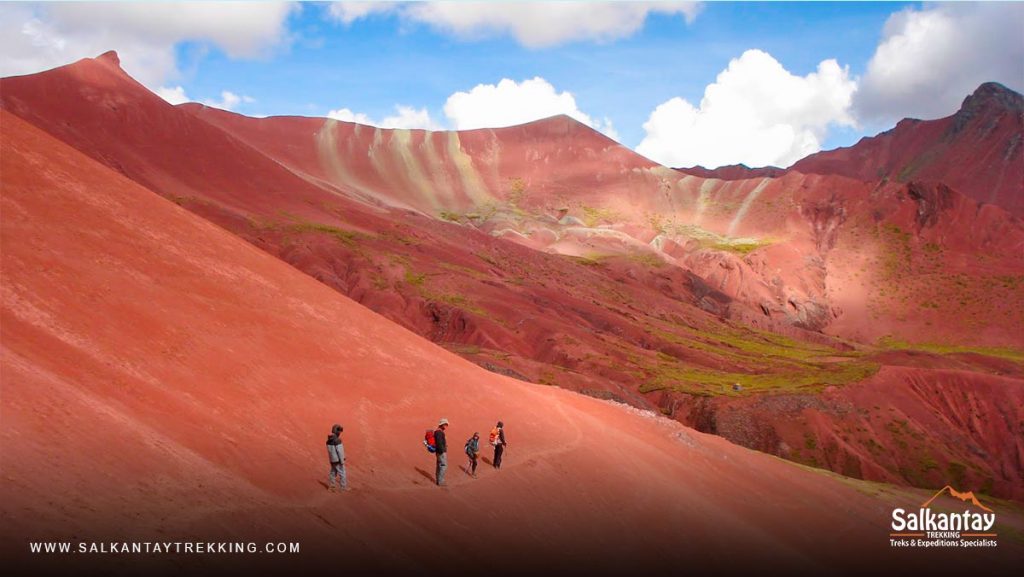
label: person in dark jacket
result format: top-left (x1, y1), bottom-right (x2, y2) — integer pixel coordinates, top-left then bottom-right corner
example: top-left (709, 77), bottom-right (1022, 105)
top-left (434, 418), bottom-right (449, 486)
top-left (326, 424), bottom-right (347, 491)
top-left (492, 420), bottom-right (507, 470)
top-left (465, 432), bottom-right (481, 478)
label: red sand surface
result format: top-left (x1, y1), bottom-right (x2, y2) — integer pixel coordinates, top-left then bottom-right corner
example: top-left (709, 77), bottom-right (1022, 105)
top-left (4, 110), bottom-right (1022, 575)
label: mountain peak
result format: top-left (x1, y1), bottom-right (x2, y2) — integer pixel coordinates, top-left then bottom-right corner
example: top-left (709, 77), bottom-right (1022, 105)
top-left (96, 50), bottom-right (121, 68)
top-left (959, 82), bottom-right (1023, 115)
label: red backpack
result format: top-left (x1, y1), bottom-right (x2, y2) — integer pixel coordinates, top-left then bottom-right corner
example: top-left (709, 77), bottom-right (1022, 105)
top-left (489, 427), bottom-right (500, 446)
top-left (424, 429), bottom-right (437, 453)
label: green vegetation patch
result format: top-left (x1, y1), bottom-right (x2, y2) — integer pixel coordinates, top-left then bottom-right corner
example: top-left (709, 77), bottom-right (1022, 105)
top-left (638, 355), bottom-right (880, 397)
top-left (285, 221), bottom-right (366, 247)
top-left (580, 205), bottom-right (622, 227)
top-left (439, 210), bottom-right (463, 223)
top-left (707, 238), bottom-right (772, 255)
top-left (877, 336), bottom-right (1024, 363)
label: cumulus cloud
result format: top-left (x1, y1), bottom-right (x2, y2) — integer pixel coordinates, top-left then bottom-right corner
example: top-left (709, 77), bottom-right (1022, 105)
top-left (156, 85), bottom-right (191, 105)
top-left (326, 1), bottom-right (701, 47)
top-left (329, 77), bottom-right (618, 139)
top-left (0, 2), bottom-right (296, 88)
top-left (379, 105), bottom-right (445, 130)
top-left (636, 50), bottom-right (856, 169)
top-left (327, 105), bottom-right (443, 130)
top-left (327, 107), bottom-right (374, 125)
top-left (326, 2), bottom-right (397, 25)
top-left (855, 3), bottom-right (1024, 123)
top-left (444, 77), bottom-right (619, 139)
top-left (202, 91), bottom-right (255, 111)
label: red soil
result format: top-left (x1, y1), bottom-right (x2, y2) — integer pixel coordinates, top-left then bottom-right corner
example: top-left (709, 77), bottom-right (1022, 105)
top-left (3, 52), bottom-right (1023, 509)
top-left (9, 109), bottom-right (1023, 574)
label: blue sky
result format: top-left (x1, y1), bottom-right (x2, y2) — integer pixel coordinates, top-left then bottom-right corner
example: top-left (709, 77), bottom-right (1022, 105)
top-left (180, 2), bottom-right (904, 147)
top-left (3, 2), bottom-right (1023, 168)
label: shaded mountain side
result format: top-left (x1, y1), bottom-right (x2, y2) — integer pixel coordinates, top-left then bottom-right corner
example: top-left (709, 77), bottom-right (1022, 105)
top-left (3, 53), bottom-right (1024, 499)
top-left (11, 109), bottom-right (1024, 575)
top-left (652, 365), bottom-right (1024, 501)
top-left (791, 83), bottom-right (1024, 216)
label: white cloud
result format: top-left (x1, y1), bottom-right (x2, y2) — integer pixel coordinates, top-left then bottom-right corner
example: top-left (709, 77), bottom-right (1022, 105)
top-left (327, 107), bottom-right (374, 125)
top-left (444, 77), bottom-right (619, 139)
top-left (327, 105), bottom-right (442, 130)
top-left (156, 85), bottom-right (191, 105)
top-left (856, 3), bottom-right (1024, 123)
top-left (0, 2), bottom-right (296, 89)
top-left (379, 105), bottom-right (444, 130)
top-left (635, 50), bottom-right (856, 169)
top-left (326, 2), bottom-right (396, 25)
top-left (202, 90), bottom-right (254, 111)
top-left (328, 77), bottom-right (617, 139)
top-left (326, 1), bottom-right (701, 47)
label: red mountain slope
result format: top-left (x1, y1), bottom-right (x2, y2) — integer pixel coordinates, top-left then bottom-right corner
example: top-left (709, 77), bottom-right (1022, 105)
top-left (11, 109), bottom-right (1024, 574)
top-left (3, 53), bottom-right (1022, 501)
top-left (791, 82), bottom-right (1024, 216)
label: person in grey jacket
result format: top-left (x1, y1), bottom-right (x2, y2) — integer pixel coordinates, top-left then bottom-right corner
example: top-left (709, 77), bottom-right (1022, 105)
top-left (327, 424), bottom-right (347, 491)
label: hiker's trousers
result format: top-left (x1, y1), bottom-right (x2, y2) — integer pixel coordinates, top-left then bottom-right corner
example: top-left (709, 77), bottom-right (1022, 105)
top-left (329, 461), bottom-right (347, 489)
top-left (436, 452), bottom-right (447, 485)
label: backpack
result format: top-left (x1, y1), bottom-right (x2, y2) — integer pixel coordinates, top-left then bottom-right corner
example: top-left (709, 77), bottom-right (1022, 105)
top-left (424, 429), bottom-right (437, 453)
top-left (465, 437), bottom-right (478, 456)
top-left (489, 427), bottom-right (500, 446)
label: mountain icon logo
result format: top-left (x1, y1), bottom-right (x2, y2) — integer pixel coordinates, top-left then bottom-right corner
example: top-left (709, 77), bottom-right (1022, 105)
top-left (920, 485), bottom-right (993, 513)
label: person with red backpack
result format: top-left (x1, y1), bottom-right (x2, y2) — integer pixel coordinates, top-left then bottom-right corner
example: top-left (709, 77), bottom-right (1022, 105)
top-left (434, 418), bottom-right (449, 486)
top-left (489, 420), bottom-right (507, 470)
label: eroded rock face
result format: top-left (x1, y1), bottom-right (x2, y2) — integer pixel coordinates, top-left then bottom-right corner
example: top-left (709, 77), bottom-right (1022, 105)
top-left (905, 181), bottom-right (957, 230)
top-left (656, 366), bottom-right (1024, 500)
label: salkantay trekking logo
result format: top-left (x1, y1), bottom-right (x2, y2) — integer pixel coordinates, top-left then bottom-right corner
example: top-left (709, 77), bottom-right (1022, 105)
top-left (890, 485), bottom-right (997, 548)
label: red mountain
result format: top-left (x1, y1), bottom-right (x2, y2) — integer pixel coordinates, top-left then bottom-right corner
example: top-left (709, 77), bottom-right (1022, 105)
top-left (791, 82), bottom-right (1024, 216)
top-left (3, 52), bottom-right (1022, 500)
top-left (20, 107), bottom-right (1013, 574)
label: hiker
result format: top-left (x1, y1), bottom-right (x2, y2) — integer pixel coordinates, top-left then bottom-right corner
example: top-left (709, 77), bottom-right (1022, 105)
top-left (465, 432), bottom-right (481, 478)
top-left (326, 423), bottom-right (347, 492)
top-left (490, 421), bottom-right (507, 470)
top-left (434, 418), bottom-right (449, 486)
